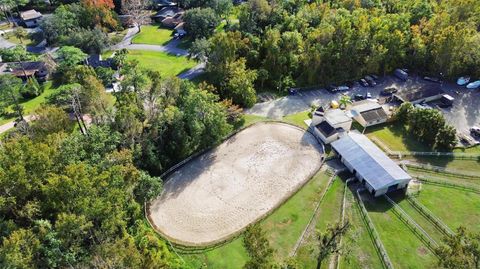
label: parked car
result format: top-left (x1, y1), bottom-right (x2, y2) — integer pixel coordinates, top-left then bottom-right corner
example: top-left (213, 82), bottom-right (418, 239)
top-left (288, 88), bottom-right (298, 95)
top-left (327, 84), bottom-right (338, 92)
top-left (394, 68), bottom-right (408, 81)
top-left (457, 76), bottom-right (470, 86)
top-left (380, 87), bottom-right (398, 96)
top-left (371, 74), bottom-right (379, 80)
top-left (364, 76), bottom-right (376, 87)
top-left (353, 94), bottom-right (365, 101)
top-left (337, 85), bottom-right (350, 91)
top-left (466, 80), bottom-right (480, 89)
top-left (359, 78), bottom-right (369, 87)
top-left (471, 126), bottom-right (480, 137)
top-left (365, 92), bottom-right (372, 99)
top-left (423, 76), bottom-right (441, 83)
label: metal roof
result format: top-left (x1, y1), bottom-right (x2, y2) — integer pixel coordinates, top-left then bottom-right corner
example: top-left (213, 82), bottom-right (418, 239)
top-left (324, 109), bottom-right (351, 126)
top-left (331, 132), bottom-right (411, 190)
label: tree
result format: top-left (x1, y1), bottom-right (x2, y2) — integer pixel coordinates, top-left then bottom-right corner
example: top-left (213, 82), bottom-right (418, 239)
top-left (222, 58), bottom-right (257, 108)
top-left (435, 226), bottom-right (480, 269)
top-left (56, 46), bottom-right (88, 69)
top-left (121, 0), bottom-right (150, 32)
top-left (243, 224), bottom-right (275, 269)
top-left (184, 8), bottom-right (220, 39)
top-left (407, 107), bottom-right (446, 146)
top-left (0, 74), bottom-right (24, 120)
top-left (315, 221), bottom-right (350, 269)
top-left (20, 77), bottom-right (43, 99)
top-left (395, 102), bottom-right (414, 123)
top-left (30, 105), bottom-right (71, 139)
top-left (13, 27), bottom-right (28, 45)
top-left (0, 46), bottom-right (36, 62)
top-left (81, 0), bottom-right (118, 30)
top-left (435, 124), bottom-right (457, 151)
top-left (338, 95), bottom-right (352, 109)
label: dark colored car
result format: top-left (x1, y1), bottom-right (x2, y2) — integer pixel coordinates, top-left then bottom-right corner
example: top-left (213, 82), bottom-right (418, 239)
top-left (327, 84), bottom-right (338, 92)
top-left (288, 88), bottom-right (298, 95)
top-left (353, 94), bottom-right (365, 101)
top-left (424, 76), bottom-right (442, 83)
top-left (359, 79), bottom-right (369, 87)
top-left (380, 87), bottom-right (398, 96)
top-left (364, 76), bottom-right (376, 87)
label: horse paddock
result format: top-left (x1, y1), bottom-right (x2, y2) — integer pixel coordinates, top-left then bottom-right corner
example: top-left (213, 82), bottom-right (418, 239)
top-left (148, 122), bottom-right (323, 246)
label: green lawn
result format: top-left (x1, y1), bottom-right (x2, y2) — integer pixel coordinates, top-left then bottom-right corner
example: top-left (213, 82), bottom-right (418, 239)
top-left (182, 170), bottom-right (331, 268)
top-left (417, 184), bottom-right (480, 233)
top-left (339, 189), bottom-right (384, 269)
top-left (296, 178), bottom-right (344, 269)
top-left (126, 50), bottom-right (197, 77)
top-left (407, 166), bottom-right (480, 186)
top-left (365, 122), bottom-right (431, 152)
top-left (282, 110), bottom-right (310, 129)
top-left (4, 32), bottom-right (37, 46)
top-left (0, 82), bottom-right (57, 125)
top-left (364, 196), bottom-right (437, 269)
top-left (238, 114), bottom-right (268, 129)
top-left (132, 25), bottom-right (173, 45)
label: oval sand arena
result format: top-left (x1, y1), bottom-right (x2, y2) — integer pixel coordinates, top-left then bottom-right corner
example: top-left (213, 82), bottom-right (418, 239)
top-left (148, 122), bottom-right (323, 246)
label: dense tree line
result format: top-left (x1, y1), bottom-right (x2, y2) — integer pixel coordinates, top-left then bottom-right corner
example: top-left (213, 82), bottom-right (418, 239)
top-left (190, 0), bottom-right (480, 107)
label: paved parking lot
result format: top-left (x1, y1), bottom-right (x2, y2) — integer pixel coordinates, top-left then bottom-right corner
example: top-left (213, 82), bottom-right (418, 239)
top-left (246, 75), bottom-right (480, 136)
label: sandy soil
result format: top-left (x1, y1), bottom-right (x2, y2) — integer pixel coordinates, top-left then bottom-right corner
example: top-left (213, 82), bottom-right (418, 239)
top-left (148, 122), bottom-right (323, 246)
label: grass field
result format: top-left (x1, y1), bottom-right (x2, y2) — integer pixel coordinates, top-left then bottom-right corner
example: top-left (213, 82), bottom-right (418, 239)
top-left (0, 82), bottom-right (57, 125)
top-left (416, 184), bottom-right (480, 233)
top-left (365, 122), bottom-right (431, 152)
top-left (296, 178), bottom-right (344, 269)
top-left (339, 189), bottom-right (383, 269)
top-left (132, 25), bottom-right (173, 45)
top-left (364, 196), bottom-right (437, 269)
top-left (4, 32), bottom-right (37, 46)
top-left (406, 156), bottom-right (480, 173)
top-left (282, 111), bottom-right (310, 129)
top-left (182, 169), bottom-right (331, 268)
top-left (407, 166), bottom-right (480, 186)
top-left (126, 50), bottom-right (197, 77)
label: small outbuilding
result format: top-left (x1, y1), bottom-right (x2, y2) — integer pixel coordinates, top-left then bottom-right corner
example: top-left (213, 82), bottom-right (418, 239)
top-left (348, 100), bottom-right (388, 128)
top-left (331, 131), bottom-right (411, 197)
top-left (311, 107), bottom-right (352, 144)
top-left (20, 9), bottom-right (42, 28)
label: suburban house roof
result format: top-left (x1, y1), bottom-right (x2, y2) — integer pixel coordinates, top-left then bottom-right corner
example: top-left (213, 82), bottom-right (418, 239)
top-left (324, 109), bottom-right (351, 126)
top-left (85, 54), bottom-right (112, 68)
top-left (360, 108), bottom-right (388, 122)
top-left (20, 9), bottom-right (42, 21)
top-left (8, 61), bottom-right (48, 77)
top-left (395, 85), bottom-right (444, 103)
top-left (152, 7), bottom-right (184, 19)
top-left (315, 121), bottom-right (338, 137)
top-left (331, 132), bottom-right (412, 190)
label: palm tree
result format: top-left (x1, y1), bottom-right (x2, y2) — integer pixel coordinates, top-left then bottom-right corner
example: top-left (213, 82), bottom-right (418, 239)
top-left (338, 95), bottom-right (352, 109)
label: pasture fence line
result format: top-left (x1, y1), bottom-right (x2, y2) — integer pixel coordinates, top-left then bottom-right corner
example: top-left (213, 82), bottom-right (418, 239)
top-left (369, 137), bottom-right (480, 160)
top-left (405, 163), bottom-right (480, 179)
top-left (335, 178), bottom-right (355, 269)
top-left (355, 189), bottom-right (394, 269)
top-left (384, 195), bottom-right (438, 253)
top-left (414, 176), bottom-right (480, 194)
top-left (290, 171), bottom-right (337, 257)
top-left (406, 195), bottom-right (454, 236)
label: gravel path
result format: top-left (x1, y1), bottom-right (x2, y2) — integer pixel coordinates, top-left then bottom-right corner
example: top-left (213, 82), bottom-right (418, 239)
top-left (148, 122), bottom-right (323, 246)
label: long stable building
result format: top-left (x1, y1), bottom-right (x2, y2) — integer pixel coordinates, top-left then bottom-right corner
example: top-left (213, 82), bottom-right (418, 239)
top-left (331, 132), bottom-right (411, 196)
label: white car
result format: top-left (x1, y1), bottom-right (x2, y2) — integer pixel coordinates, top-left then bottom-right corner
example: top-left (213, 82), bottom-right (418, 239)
top-left (466, 80), bottom-right (480, 89)
top-left (457, 76), bottom-right (470, 86)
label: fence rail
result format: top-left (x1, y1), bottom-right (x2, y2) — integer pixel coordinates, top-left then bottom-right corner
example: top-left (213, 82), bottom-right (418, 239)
top-left (405, 163), bottom-right (480, 179)
top-left (355, 189), bottom-right (394, 269)
top-left (384, 195), bottom-right (439, 255)
top-left (415, 176), bottom-right (480, 194)
top-left (406, 195), bottom-right (454, 236)
top-left (369, 137), bottom-right (480, 160)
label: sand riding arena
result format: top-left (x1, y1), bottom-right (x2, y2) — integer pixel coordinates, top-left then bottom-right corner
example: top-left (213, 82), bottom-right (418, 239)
top-left (147, 122), bottom-right (324, 246)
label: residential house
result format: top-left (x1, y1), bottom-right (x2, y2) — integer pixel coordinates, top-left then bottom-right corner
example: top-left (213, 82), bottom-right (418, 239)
top-left (20, 9), bottom-right (42, 28)
top-left (152, 7), bottom-right (185, 28)
top-left (8, 61), bottom-right (49, 82)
